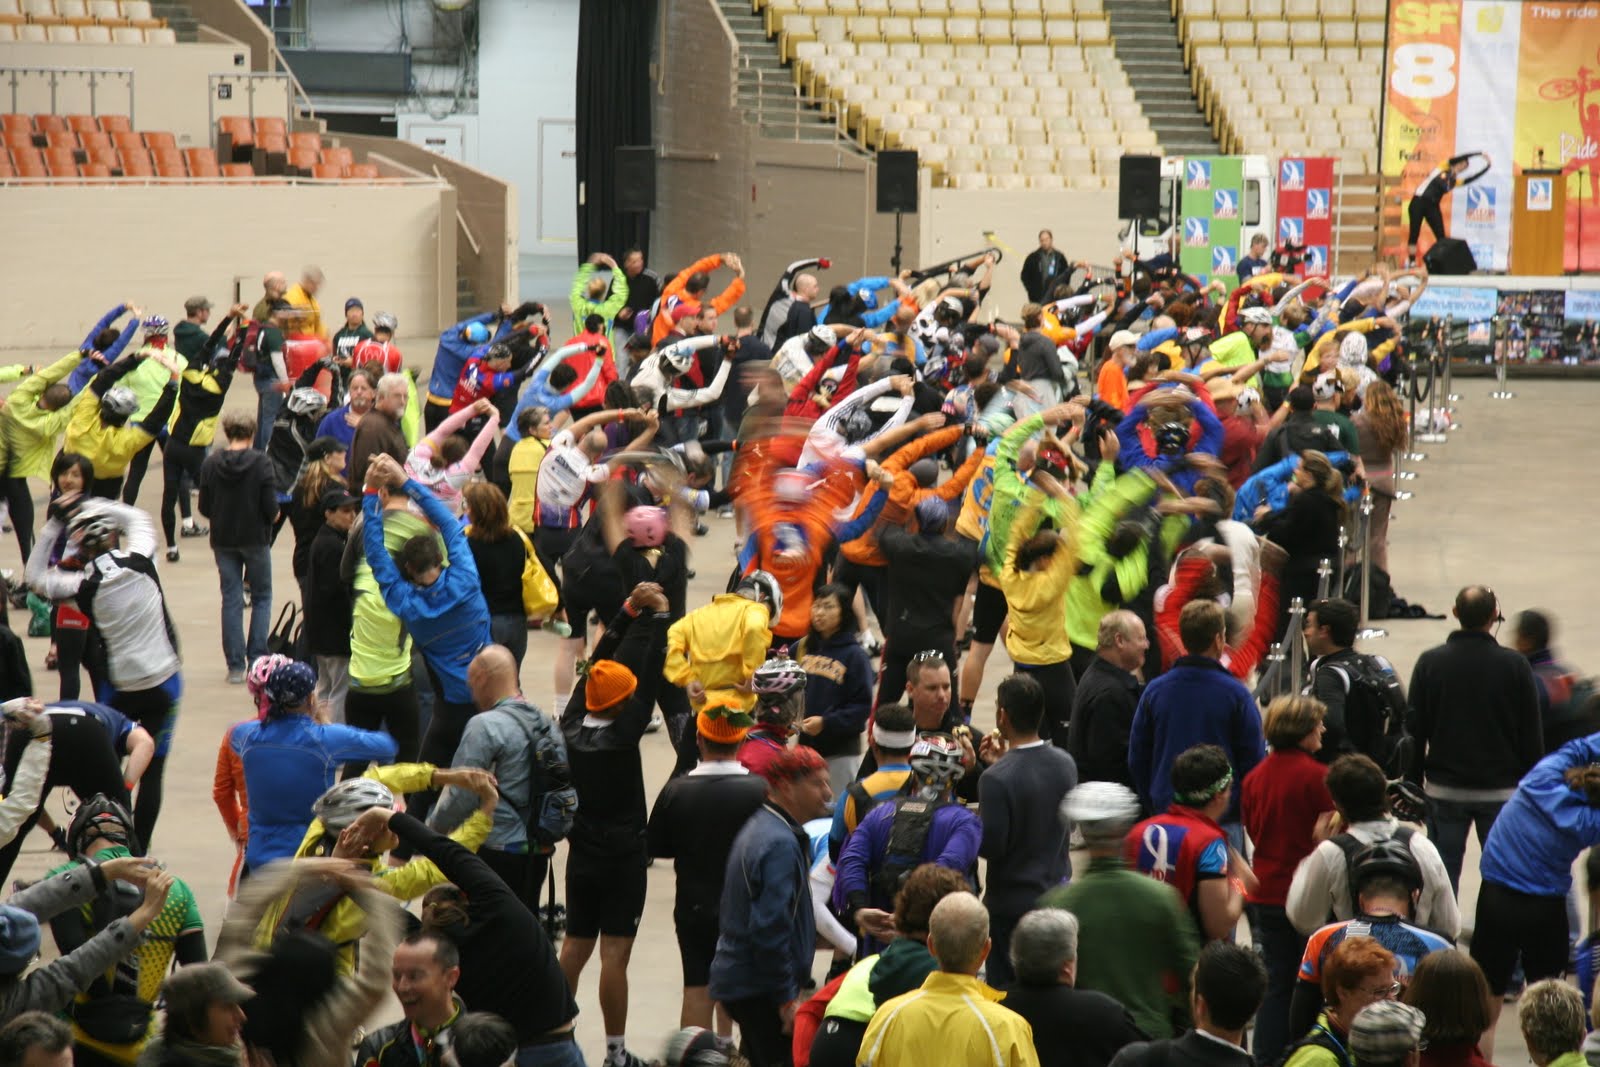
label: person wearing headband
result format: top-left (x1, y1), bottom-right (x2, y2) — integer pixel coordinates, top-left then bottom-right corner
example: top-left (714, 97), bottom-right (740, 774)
top-left (1125, 745), bottom-right (1255, 944)
top-left (827, 702), bottom-right (918, 861)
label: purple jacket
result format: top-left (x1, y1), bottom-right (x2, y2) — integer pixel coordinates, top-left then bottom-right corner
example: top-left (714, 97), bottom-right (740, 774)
top-left (834, 795), bottom-right (981, 918)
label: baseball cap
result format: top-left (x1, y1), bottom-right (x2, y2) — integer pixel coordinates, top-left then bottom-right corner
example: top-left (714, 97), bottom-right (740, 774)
top-left (184, 295), bottom-right (212, 314)
top-left (0, 905), bottom-right (40, 974)
top-left (1108, 329), bottom-right (1140, 350)
top-left (1349, 1001), bottom-right (1425, 1063)
top-left (320, 487), bottom-right (360, 512)
top-left (345, 297), bottom-right (364, 312)
top-left (161, 963), bottom-right (255, 1020)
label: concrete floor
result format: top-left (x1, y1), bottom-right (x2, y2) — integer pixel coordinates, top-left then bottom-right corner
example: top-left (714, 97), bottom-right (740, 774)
top-left (2, 374), bottom-right (1582, 1066)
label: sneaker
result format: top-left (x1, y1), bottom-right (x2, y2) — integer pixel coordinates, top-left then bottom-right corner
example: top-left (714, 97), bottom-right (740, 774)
top-left (718, 506), bottom-right (734, 519)
top-left (226, 669), bottom-right (245, 685)
top-left (645, 710), bottom-right (664, 733)
top-left (165, 546), bottom-right (180, 563)
top-left (605, 1050), bottom-right (652, 1067)
top-left (541, 618), bottom-right (573, 638)
top-left (180, 521), bottom-right (208, 538)
top-left (693, 521), bottom-right (709, 537)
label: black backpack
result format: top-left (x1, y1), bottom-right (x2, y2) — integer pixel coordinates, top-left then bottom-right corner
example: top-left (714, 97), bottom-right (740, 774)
top-left (1328, 825), bottom-right (1416, 918)
top-left (870, 794), bottom-right (953, 904)
top-left (1317, 652), bottom-right (1409, 776)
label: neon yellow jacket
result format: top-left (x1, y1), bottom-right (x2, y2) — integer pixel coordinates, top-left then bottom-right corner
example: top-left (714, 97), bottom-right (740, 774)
top-left (569, 263), bottom-right (630, 334)
top-left (664, 593), bottom-right (771, 711)
top-left (251, 762), bottom-right (491, 970)
top-left (858, 971), bottom-right (1040, 1067)
top-left (999, 500), bottom-right (1080, 666)
top-left (0, 352), bottom-right (84, 480)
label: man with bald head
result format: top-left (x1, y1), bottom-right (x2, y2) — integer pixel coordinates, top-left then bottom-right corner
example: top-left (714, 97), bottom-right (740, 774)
top-left (252, 271), bottom-right (287, 322)
top-left (1406, 583), bottom-right (1542, 892)
top-left (1068, 610), bottom-right (1149, 789)
top-left (857, 892), bottom-right (1041, 1067)
top-left (428, 643), bottom-right (576, 908)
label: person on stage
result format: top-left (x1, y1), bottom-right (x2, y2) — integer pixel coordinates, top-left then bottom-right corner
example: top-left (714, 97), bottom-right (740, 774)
top-left (1407, 152), bottom-right (1491, 266)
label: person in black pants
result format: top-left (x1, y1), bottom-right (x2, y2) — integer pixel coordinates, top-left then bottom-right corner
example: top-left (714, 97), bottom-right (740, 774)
top-left (1406, 151), bottom-right (1490, 266)
top-left (0, 703), bottom-right (129, 882)
top-left (160, 304), bottom-right (250, 559)
top-left (876, 500), bottom-right (978, 710)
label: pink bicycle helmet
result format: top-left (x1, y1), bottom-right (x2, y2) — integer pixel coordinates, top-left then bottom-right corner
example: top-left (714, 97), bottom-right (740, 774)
top-left (623, 505), bottom-right (669, 548)
top-left (246, 653), bottom-right (293, 718)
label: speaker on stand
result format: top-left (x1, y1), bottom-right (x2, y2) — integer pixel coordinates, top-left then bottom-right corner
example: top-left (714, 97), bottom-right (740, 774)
top-left (1423, 237), bottom-right (1477, 275)
top-left (876, 150), bottom-right (919, 272)
top-left (614, 146), bottom-right (655, 254)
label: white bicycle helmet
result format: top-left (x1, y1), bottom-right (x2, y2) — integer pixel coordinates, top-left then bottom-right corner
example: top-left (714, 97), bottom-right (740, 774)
top-left (67, 510), bottom-right (121, 559)
top-left (1060, 781), bottom-right (1142, 841)
top-left (312, 777), bottom-right (395, 830)
top-left (372, 311), bottom-right (398, 334)
top-left (286, 386), bottom-right (329, 417)
top-left (752, 656), bottom-right (806, 697)
top-left (100, 386), bottom-right (138, 418)
top-left (658, 345), bottom-right (696, 375)
top-left (909, 733), bottom-right (965, 787)
top-left (735, 569), bottom-right (783, 620)
top-left (1238, 306), bottom-right (1273, 327)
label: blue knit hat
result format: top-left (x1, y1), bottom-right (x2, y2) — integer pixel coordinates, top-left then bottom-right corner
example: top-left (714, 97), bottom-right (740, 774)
top-left (264, 661), bottom-right (317, 714)
top-left (0, 905), bottom-right (41, 974)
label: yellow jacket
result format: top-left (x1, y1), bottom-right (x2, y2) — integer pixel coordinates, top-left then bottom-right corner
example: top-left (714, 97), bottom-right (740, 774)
top-left (251, 762), bottom-right (491, 970)
top-left (286, 283), bottom-right (325, 339)
top-left (64, 381), bottom-right (166, 478)
top-left (664, 593), bottom-right (772, 710)
top-left (0, 352), bottom-right (85, 481)
top-left (998, 500), bottom-right (1079, 666)
top-left (857, 971), bottom-right (1040, 1067)
top-left (507, 435), bottom-right (548, 535)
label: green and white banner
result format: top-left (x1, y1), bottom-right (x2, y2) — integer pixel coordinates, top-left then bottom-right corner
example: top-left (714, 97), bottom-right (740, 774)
top-left (1178, 155), bottom-right (1244, 288)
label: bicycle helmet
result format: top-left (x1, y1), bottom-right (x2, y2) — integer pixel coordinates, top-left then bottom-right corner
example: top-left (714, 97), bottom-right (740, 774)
top-left (66, 510), bottom-right (121, 560)
top-left (100, 386), bottom-right (138, 419)
top-left (662, 1027), bottom-right (728, 1067)
top-left (734, 569), bottom-right (783, 620)
top-left (311, 777), bottom-right (396, 831)
top-left (622, 505), bottom-right (669, 548)
top-left (803, 326), bottom-right (834, 357)
top-left (908, 733), bottom-right (965, 789)
top-left (66, 793), bottom-right (140, 857)
top-left (372, 312), bottom-right (397, 334)
top-left (1386, 777), bottom-right (1428, 824)
top-left (246, 653), bottom-right (294, 717)
top-left (1239, 306), bottom-right (1273, 327)
top-left (141, 315), bottom-right (169, 336)
top-left (286, 386), bottom-right (329, 417)
top-left (842, 407), bottom-right (875, 444)
top-left (1350, 837), bottom-right (1425, 896)
top-left (464, 321), bottom-right (490, 344)
top-left (658, 345), bottom-right (696, 376)
top-left (752, 657), bottom-right (806, 698)
top-left (1060, 781), bottom-right (1142, 842)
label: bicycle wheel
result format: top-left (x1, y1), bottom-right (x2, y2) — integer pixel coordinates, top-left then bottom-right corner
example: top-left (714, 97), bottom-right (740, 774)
top-left (1542, 78), bottom-right (1581, 101)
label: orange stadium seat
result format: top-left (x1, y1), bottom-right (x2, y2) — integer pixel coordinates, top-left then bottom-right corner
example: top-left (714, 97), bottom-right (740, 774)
top-left (253, 117), bottom-right (286, 140)
top-left (0, 115), bottom-right (28, 135)
top-left (10, 148), bottom-right (45, 178)
top-left (117, 147), bottom-right (151, 176)
top-left (45, 129), bottom-right (79, 152)
top-left (2, 129), bottom-right (33, 154)
top-left (347, 163), bottom-right (379, 180)
top-left (85, 143), bottom-right (117, 170)
top-left (97, 114), bottom-right (130, 133)
top-left (184, 147), bottom-right (216, 173)
top-left (66, 114), bottom-right (98, 135)
top-left (288, 131), bottom-right (321, 154)
top-left (220, 162), bottom-right (252, 178)
top-left (44, 152), bottom-right (78, 179)
top-left (287, 147), bottom-right (319, 173)
top-left (33, 115), bottom-right (66, 136)
top-left (319, 146), bottom-right (352, 169)
top-left (142, 130), bottom-right (175, 151)
top-left (79, 128), bottom-right (109, 152)
top-left (80, 162), bottom-right (111, 180)
top-left (151, 147), bottom-right (185, 177)
top-left (310, 162), bottom-right (345, 180)
top-left (111, 129), bottom-right (142, 154)
top-left (218, 115), bottom-right (252, 149)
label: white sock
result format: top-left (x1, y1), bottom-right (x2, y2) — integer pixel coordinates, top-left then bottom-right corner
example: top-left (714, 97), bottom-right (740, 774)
top-left (605, 1036), bottom-right (626, 1064)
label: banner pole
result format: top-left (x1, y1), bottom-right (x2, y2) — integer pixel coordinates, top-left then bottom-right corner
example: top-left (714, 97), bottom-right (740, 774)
top-left (1356, 495), bottom-right (1388, 641)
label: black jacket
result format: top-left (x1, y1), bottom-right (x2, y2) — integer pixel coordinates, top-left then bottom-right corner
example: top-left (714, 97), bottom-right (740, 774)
top-left (386, 812), bottom-right (576, 1042)
top-left (879, 526), bottom-right (978, 653)
top-left (1004, 982), bottom-right (1148, 1067)
top-left (1021, 248), bottom-right (1071, 303)
top-left (1407, 629), bottom-right (1542, 791)
top-left (304, 523), bottom-right (352, 657)
top-left (1108, 1030), bottom-right (1254, 1067)
top-left (1068, 656), bottom-right (1143, 788)
top-left (197, 447), bottom-right (278, 548)
top-left (647, 768), bottom-right (767, 913)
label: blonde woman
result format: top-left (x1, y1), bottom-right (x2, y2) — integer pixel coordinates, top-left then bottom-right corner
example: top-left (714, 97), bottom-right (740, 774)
top-left (1353, 381), bottom-right (1406, 574)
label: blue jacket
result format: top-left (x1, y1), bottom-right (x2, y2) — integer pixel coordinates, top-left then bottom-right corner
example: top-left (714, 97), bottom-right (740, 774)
top-left (797, 629), bottom-right (875, 759)
top-left (505, 343), bottom-right (602, 443)
top-left (709, 803), bottom-right (816, 1003)
top-left (1233, 450), bottom-right (1353, 520)
top-left (1129, 655), bottom-right (1265, 817)
top-left (818, 277), bottom-right (899, 330)
top-left (362, 479), bottom-right (491, 703)
top-left (315, 406), bottom-right (357, 454)
top-left (427, 312), bottom-right (513, 399)
top-left (1114, 399), bottom-right (1224, 495)
top-left (65, 305), bottom-right (139, 394)
top-left (1480, 734), bottom-right (1600, 897)
top-left (231, 714), bottom-right (398, 869)
top-left (834, 795), bottom-right (982, 916)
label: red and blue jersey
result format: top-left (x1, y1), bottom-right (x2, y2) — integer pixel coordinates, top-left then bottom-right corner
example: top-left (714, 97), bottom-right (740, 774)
top-left (1299, 914), bottom-right (1452, 985)
top-left (1124, 806), bottom-right (1228, 908)
top-left (450, 356), bottom-right (518, 413)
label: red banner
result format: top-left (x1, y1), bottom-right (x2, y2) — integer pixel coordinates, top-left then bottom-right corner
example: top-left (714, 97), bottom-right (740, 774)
top-left (1275, 157), bottom-right (1335, 275)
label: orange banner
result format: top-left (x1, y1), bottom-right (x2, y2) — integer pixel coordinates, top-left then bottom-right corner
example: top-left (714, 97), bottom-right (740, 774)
top-left (1515, 5), bottom-right (1600, 269)
top-left (1380, 0), bottom-right (1464, 258)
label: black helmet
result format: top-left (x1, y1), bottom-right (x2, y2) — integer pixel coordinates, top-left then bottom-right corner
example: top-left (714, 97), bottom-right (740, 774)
top-left (1351, 837), bottom-right (1423, 896)
top-left (1386, 776), bottom-right (1428, 824)
top-left (67, 793), bottom-right (141, 858)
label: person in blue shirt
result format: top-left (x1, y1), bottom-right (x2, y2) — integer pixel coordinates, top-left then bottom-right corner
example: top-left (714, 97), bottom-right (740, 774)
top-left (1237, 234), bottom-right (1272, 280)
top-left (1114, 387), bottom-right (1224, 495)
top-left (360, 453), bottom-right (491, 821)
top-left (817, 277), bottom-right (907, 330)
top-left (424, 303), bottom-right (539, 431)
top-left (504, 340), bottom-right (604, 445)
top-left (64, 303), bottom-right (141, 394)
top-left (314, 366), bottom-right (375, 454)
top-left (1471, 734), bottom-right (1600, 1032)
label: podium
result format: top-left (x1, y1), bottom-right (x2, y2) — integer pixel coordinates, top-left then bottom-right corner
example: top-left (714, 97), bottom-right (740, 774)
top-left (1511, 168), bottom-right (1566, 275)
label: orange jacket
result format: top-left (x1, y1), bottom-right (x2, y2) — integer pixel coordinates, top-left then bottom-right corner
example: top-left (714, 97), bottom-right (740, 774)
top-left (649, 254), bottom-right (747, 345)
top-left (214, 720), bottom-right (251, 896)
top-left (840, 426), bottom-right (984, 567)
top-left (739, 453), bottom-right (865, 640)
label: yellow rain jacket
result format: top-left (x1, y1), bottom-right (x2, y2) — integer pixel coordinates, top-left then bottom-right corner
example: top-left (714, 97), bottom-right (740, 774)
top-left (664, 593), bottom-right (772, 711)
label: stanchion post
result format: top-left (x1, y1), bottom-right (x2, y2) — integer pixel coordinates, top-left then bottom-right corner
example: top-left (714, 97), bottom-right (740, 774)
top-left (1256, 642), bottom-right (1285, 704)
top-left (1335, 528), bottom-right (1348, 596)
top-left (1355, 495), bottom-right (1388, 640)
top-left (1316, 557), bottom-right (1332, 601)
top-left (1417, 353), bottom-right (1447, 444)
top-left (1490, 314), bottom-right (1515, 400)
top-left (1287, 596), bottom-right (1306, 687)
top-left (1403, 352), bottom-right (1427, 462)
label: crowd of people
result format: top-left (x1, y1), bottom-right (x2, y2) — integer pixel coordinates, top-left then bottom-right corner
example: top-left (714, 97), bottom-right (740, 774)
top-left (0, 234), bottom-right (1585, 1067)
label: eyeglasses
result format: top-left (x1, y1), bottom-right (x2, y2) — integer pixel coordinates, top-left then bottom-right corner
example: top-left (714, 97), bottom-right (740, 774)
top-left (1360, 981), bottom-right (1402, 999)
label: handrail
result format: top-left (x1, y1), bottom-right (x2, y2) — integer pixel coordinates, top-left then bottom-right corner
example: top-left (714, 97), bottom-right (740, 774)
top-left (0, 174), bottom-right (446, 187)
top-left (707, 0), bottom-right (741, 112)
top-left (432, 164), bottom-right (481, 256)
top-left (1, 65), bottom-right (135, 124)
top-left (207, 71), bottom-right (293, 137)
top-left (745, 66), bottom-right (870, 157)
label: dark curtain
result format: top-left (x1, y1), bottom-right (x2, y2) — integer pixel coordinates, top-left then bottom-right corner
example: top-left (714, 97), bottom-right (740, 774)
top-left (575, 0), bottom-right (658, 261)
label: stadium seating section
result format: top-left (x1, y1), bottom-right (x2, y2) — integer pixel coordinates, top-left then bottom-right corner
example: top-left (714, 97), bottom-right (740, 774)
top-left (0, 0), bottom-right (175, 42)
top-left (0, 113), bottom-right (380, 181)
top-left (764, 0), bottom-right (1151, 190)
top-left (1177, 0), bottom-right (1385, 171)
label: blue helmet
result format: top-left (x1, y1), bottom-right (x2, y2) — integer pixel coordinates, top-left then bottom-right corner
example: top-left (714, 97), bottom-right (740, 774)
top-left (464, 321), bottom-right (490, 344)
top-left (142, 315), bottom-right (169, 335)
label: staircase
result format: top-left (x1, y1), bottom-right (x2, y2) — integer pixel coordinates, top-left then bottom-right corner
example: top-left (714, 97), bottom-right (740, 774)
top-left (1107, 0), bottom-right (1219, 156)
top-left (713, 0), bottom-right (863, 148)
top-left (148, 0), bottom-right (201, 42)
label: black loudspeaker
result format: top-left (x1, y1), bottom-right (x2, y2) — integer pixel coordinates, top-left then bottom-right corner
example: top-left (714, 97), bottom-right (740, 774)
top-left (877, 150), bottom-right (919, 213)
top-left (1118, 155), bottom-right (1162, 219)
top-left (1424, 237), bottom-right (1477, 275)
top-left (615, 146), bottom-right (656, 213)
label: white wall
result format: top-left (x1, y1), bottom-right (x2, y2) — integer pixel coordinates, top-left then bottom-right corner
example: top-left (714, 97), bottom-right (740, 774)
top-left (476, 0), bottom-right (578, 257)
